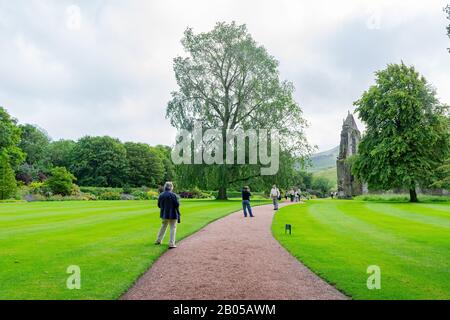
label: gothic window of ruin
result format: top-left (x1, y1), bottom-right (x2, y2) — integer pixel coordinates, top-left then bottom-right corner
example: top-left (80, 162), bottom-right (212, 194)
top-left (351, 134), bottom-right (357, 155)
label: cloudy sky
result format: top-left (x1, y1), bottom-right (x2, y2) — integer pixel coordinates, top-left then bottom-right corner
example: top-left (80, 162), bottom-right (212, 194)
top-left (1, 0), bottom-right (449, 152)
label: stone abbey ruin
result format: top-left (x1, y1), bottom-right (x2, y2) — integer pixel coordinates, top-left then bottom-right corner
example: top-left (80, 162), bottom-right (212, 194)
top-left (337, 112), bottom-right (364, 199)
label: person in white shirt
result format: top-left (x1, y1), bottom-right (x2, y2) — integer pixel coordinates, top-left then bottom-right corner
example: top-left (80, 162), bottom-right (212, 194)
top-left (294, 189), bottom-right (301, 202)
top-left (270, 185), bottom-right (281, 210)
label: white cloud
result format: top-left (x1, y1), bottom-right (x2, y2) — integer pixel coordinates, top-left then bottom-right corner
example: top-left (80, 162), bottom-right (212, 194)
top-left (0, 0), bottom-right (449, 152)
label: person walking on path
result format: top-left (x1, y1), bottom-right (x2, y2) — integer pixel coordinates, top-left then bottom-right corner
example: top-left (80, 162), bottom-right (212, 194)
top-left (242, 186), bottom-right (253, 218)
top-left (155, 181), bottom-right (180, 249)
top-left (270, 185), bottom-right (281, 210)
top-left (289, 189), bottom-right (295, 202)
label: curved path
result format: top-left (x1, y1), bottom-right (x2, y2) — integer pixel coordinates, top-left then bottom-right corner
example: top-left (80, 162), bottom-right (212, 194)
top-left (122, 203), bottom-right (348, 300)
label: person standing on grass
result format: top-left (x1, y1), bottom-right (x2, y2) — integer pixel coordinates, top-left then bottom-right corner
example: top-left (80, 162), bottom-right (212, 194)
top-left (270, 185), bottom-right (281, 210)
top-left (242, 186), bottom-right (253, 218)
top-left (155, 181), bottom-right (180, 249)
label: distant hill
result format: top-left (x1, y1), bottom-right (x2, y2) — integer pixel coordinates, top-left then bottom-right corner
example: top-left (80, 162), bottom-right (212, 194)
top-left (313, 167), bottom-right (337, 190)
top-left (308, 146), bottom-right (339, 172)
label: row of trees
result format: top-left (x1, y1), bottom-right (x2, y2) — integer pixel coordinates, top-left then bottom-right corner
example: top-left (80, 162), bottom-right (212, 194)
top-left (1, 103), bottom-right (317, 200)
top-left (0, 106), bottom-right (177, 199)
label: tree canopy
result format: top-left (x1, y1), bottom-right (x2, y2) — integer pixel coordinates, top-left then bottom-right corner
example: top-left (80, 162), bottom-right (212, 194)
top-left (352, 63), bottom-right (449, 202)
top-left (166, 22), bottom-right (310, 198)
top-left (70, 136), bottom-right (129, 187)
top-left (124, 142), bottom-right (165, 187)
top-left (45, 140), bottom-right (76, 169)
top-left (19, 124), bottom-right (51, 165)
top-left (0, 107), bottom-right (25, 169)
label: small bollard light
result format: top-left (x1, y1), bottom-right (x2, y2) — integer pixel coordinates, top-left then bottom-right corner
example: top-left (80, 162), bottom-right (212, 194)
top-left (285, 224), bottom-right (292, 235)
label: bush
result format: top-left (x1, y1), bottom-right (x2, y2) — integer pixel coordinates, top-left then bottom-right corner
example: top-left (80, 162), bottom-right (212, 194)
top-left (122, 184), bottom-right (133, 194)
top-left (79, 187), bottom-right (123, 196)
top-left (147, 190), bottom-right (159, 199)
top-left (179, 191), bottom-right (193, 198)
top-left (308, 189), bottom-right (326, 199)
top-left (24, 194), bottom-right (47, 202)
top-left (81, 193), bottom-right (97, 201)
top-left (191, 187), bottom-right (213, 199)
top-left (311, 176), bottom-right (333, 195)
top-left (98, 191), bottom-right (121, 200)
top-left (132, 190), bottom-right (150, 200)
top-left (45, 167), bottom-right (76, 196)
top-left (120, 194), bottom-right (135, 201)
top-left (15, 186), bottom-right (30, 200)
top-left (48, 194), bottom-right (64, 201)
top-left (29, 181), bottom-right (44, 194)
top-left (179, 188), bottom-right (213, 199)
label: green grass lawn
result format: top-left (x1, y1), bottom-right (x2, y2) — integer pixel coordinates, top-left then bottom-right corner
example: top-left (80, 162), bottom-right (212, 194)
top-left (0, 199), bottom-right (267, 300)
top-left (272, 199), bottom-right (450, 299)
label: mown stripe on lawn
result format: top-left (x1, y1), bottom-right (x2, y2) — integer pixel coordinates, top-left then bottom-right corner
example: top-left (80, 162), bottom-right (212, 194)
top-left (334, 202), bottom-right (450, 270)
top-left (273, 201), bottom-right (450, 299)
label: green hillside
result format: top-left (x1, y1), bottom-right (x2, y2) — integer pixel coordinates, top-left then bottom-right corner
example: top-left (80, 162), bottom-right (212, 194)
top-left (307, 146), bottom-right (338, 190)
top-left (309, 146), bottom-right (339, 172)
top-left (313, 167), bottom-right (337, 190)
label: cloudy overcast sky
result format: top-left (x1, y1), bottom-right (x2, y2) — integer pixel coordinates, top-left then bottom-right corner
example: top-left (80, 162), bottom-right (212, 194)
top-left (1, 0), bottom-right (449, 152)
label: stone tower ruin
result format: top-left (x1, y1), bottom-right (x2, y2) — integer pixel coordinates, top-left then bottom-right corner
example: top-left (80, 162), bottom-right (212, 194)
top-left (337, 112), bottom-right (363, 199)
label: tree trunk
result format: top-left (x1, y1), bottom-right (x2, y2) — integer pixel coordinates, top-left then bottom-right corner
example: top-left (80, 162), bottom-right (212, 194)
top-left (216, 127), bottom-right (229, 200)
top-left (217, 164), bottom-right (229, 200)
top-left (217, 186), bottom-right (227, 200)
top-left (409, 188), bottom-right (418, 203)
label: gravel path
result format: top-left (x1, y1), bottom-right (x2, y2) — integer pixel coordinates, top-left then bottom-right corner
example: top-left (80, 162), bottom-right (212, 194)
top-left (122, 203), bottom-right (348, 300)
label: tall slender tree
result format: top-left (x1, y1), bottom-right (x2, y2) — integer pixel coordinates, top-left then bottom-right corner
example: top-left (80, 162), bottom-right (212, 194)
top-left (166, 22), bottom-right (310, 199)
top-left (0, 150), bottom-right (17, 200)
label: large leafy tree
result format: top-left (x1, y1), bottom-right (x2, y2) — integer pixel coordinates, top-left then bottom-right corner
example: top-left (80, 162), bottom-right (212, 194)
top-left (70, 136), bottom-right (128, 187)
top-left (167, 22), bottom-right (309, 198)
top-left (0, 150), bottom-right (17, 200)
top-left (14, 124), bottom-right (52, 184)
top-left (124, 142), bottom-right (164, 187)
top-left (0, 107), bottom-right (25, 169)
top-left (353, 63), bottom-right (449, 202)
top-left (19, 124), bottom-right (51, 165)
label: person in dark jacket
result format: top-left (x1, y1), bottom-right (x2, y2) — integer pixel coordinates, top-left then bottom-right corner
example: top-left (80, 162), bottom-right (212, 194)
top-left (155, 181), bottom-right (180, 248)
top-left (242, 186), bottom-right (253, 218)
